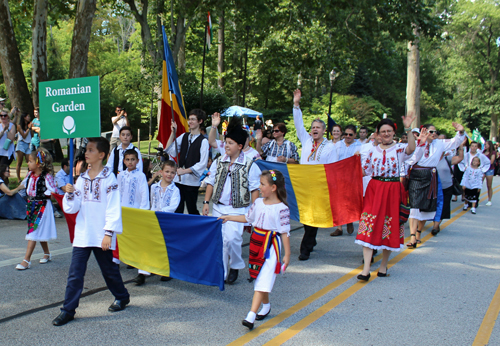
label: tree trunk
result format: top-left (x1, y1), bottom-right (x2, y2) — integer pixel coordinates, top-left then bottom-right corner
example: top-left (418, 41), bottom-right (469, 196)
top-left (0, 0), bottom-right (34, 114)
top-left (68, 0), bottom-right (97, 79)
top-left (218, 10), bottom-right (225, 89)
top-left (31, 0), bottom-right (48, 107)
top-left (406, 28), bottom-right (420, 128)
top-left (178, 31), bottom-right (186, 70)
top-left (491, 86), bottom-right (498, 141)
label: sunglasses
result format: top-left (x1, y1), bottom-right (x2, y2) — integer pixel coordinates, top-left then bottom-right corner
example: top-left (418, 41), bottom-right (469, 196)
top-left (344, 133), bottom-right (355, 137)
top-left (428, 130), bottom-right (437, 134)
top-left (273, 129), bottom-right (281, 133)
top-left (0, 114), bottom-right (8, 118)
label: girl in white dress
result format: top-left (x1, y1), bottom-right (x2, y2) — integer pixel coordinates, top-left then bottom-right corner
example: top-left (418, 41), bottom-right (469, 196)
top-left (219, 169), bottom-right (291, 330)
top-left (16, 148), bottom-right (57, 270)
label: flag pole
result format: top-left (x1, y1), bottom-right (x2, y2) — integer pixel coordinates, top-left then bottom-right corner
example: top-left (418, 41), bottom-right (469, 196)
top-left (200, 24), bottom-right (207, 109)
top-left (169, 89), bottom-right (181, 182)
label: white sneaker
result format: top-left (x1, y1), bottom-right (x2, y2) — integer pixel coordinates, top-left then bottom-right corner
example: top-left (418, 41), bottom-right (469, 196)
top-left (463, 205), bottom-right (468, 211)
top-left (54, 210), bottom-right (63, 218)
top-left (40, 254), bottom-right (52, 264)
top-left (471, 208), bottom-right (476, 214)
top-left (486, 201), bottom-right (492, 206)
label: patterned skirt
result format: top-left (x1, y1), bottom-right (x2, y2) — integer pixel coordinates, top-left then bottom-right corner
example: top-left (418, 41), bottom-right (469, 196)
top-left (409, 166), bottom-right (438, 212)
top-left (25, 199), bottom-right (57, 241)
top-left (355, 178), bottom-right (405, 251)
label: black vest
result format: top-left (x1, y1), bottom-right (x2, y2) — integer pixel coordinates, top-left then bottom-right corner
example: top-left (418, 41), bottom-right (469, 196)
top-left (113, 146), bottom-right (137, 176)
top-left (179, 133), bottom-right (204, 168)
top-left (26, 171), bottom-right (49, 200)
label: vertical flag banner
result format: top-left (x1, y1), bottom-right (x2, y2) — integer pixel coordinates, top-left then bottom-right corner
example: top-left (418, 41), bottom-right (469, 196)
top-left (118, 208), bottom-right (225, 290)
top-left (207, 12), bottom-right (212, 51)
top-left (157, 26), bottom-right (189, 148)
top-left (255, 156), bottom-right (363, 227)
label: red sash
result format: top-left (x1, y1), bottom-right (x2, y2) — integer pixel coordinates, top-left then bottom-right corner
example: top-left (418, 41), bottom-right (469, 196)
top-left (248, 227), bottom-right (281, 279)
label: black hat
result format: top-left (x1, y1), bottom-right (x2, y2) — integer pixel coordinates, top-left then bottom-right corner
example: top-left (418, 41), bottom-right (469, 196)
top-left (225, 117), bottom-right (248, 146)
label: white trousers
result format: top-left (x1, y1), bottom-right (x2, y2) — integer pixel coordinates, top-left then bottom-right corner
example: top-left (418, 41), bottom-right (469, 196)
top-left (212, 205), bottom-right (247, 279)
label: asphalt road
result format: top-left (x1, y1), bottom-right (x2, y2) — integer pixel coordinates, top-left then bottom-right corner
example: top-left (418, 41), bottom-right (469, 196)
top-left (1, 180), bottom-right (500, 346)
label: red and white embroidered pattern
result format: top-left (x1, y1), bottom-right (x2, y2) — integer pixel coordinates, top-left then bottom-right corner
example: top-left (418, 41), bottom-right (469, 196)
top-left (399, 224), bottom-right (405, 239)
top-left (382, 216), bottom-right (392, 239)
top-left (358, 212), bottom-right (376, 236)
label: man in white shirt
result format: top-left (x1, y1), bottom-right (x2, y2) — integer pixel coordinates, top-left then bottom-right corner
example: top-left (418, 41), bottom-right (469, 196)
top-left (293, 89), bottom-right (337, 261)
top-left (357, 126), bottom-right (369, 144)
top-left (331, 124), bottom-right (362, 236)
top-left (110, 106), bottom-right (129, 150)
top-left (166, 109), bottom-right (209, 215)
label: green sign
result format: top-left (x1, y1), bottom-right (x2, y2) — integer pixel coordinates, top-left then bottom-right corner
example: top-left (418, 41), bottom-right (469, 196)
top-left (38, 76), bottom-right (101, 139)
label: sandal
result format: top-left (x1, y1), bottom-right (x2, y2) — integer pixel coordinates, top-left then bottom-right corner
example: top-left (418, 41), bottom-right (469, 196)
top-left (416, 230), bottom-right (422, 244)
top-left (406, 234), bottom-right (417, 248)
top-left (15, 259), bottom-right (31, 270)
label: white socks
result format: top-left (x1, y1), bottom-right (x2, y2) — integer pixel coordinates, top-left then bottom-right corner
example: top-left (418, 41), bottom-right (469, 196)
top-left (245, 311), bottom-right (256, 323)
top-left (258, 303), bottom-right (271, 316)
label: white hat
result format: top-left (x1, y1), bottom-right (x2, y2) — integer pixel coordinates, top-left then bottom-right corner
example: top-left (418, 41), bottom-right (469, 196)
top-left (411, 128), bottom-right (420, 134)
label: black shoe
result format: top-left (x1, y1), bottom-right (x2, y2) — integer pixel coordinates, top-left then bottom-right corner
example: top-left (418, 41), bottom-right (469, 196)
top-left (108, 298), bottom-right (130, 312)
top-left (160, 276), bottom-right (172, 282)
top-left (133, 274), bottom-right (146, 286)
top-left (377, 271), bottom-right (389, 277)
top-left (357, 273), bottom-right (371, 282)
top-left (256, 308), bottom-right (271, 321)
top-left (298, 253), bottom-right (309, 261)
top-left (52, 311), bottom-right (74, 326)
top-left (242, 319), bottom-right (254, 330)
top-left (431, 226), bottom-right (440, 236)
top-left (226, 269), bottom-right (239, 284)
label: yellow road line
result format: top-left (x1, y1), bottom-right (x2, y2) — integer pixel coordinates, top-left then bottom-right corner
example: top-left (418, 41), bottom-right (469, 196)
top-left (228, 185), bottom-right (500, 346)
top-left (263, 188), bottom-right (499, 345)
top-left (473, 283), bottom-right (500, 346)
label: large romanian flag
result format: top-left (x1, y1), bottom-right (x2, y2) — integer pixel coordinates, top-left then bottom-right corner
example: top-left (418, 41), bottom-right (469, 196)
top-left (255, 156), bottom-right (363, 228)
top-left (157, 26), bottom-right (189, 148)
top-left (117, 208), bottom-right (225, 290)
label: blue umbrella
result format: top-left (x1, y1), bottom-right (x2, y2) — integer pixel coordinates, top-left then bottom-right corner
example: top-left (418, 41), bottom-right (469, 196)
top-left (221, 106), bottom-right (263, 118)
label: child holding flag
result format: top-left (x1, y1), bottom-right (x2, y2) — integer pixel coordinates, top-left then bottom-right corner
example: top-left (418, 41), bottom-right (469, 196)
top-left (53, 137), bottom-right (129, 326)
top-left (134, 160), bottom-right (180, 285)
top-left (219, 169), bottom-right (291, 330)
top-left (202, 117), bottom-right (261, 284)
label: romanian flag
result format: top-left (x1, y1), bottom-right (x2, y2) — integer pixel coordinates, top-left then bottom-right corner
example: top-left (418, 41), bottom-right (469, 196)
top-left (52, 193), bottom-right (77, 243)
top-left (157, 26), bottom-right (189, 148)
top-left (206, 12), bottom-right (212, 51)
top-left (117, 208), bottom-right (225, 290)
top-left (255, 156), bottom-right (363, 228)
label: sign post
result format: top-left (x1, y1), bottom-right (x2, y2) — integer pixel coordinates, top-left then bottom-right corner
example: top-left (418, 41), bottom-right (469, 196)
top-left (39, 76), bottom-right (101, 183)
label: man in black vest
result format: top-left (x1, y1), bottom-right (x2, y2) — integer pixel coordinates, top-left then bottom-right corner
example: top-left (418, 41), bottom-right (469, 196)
top-left (166, 109), bottom-right (209, 215)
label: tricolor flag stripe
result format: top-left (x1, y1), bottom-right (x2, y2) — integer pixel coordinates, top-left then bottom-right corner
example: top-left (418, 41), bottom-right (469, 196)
top-left (255, 156), bottom-right (363, 228)
top-left (207, 11), bottom-right (212, 51)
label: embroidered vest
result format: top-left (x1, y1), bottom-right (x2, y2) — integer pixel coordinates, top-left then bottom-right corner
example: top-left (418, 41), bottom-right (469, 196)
top-left (211, 156), bottom-right (253, 208)
top-left (26, 171), bottom-right (49, 200)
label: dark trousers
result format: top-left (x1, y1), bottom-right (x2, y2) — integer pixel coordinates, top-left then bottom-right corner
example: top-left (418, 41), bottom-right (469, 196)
top-left (300, 225), bottom-right (318, 256)
top-left (62, 247), bottom-right (129, 316)
top-left (175, 183), bottom-right (200, 215)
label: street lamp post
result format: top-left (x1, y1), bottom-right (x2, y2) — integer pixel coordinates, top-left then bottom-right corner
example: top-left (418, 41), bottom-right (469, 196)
top-left (327, 69), bottom-right (337, 140)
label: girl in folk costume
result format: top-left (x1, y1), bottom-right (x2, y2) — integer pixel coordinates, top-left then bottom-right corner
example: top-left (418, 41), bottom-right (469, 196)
top-left (355, 117), bottom-right (428, 280)
top-left (461, 156), bottom-right (483, 214)
top-left (219, 170), bottom-right (291, 330)
top-left (16, 148), bottom-right (57, 270)
top-left (203, 117), bottom-right (261, 285)
top-left (406, 123), bottom-right (466, 247)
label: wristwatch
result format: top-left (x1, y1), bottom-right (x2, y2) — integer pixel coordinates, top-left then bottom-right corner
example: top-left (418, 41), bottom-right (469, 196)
top-left (203, 201), bottom-right (210, 204)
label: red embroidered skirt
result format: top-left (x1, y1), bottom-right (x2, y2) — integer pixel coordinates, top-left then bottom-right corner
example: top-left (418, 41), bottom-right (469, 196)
top-left (355, 178), bottom-right (405, 251)
top-left (248, 227), bottom-right (281, 279)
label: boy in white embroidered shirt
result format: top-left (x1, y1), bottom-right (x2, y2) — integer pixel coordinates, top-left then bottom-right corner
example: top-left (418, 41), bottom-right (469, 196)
top-left (117, 149), bottom-right (150, 210)
top-left (134, 160), bottom-right (180, 286)
top-left (52, 137), bottom-right (130, 327)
